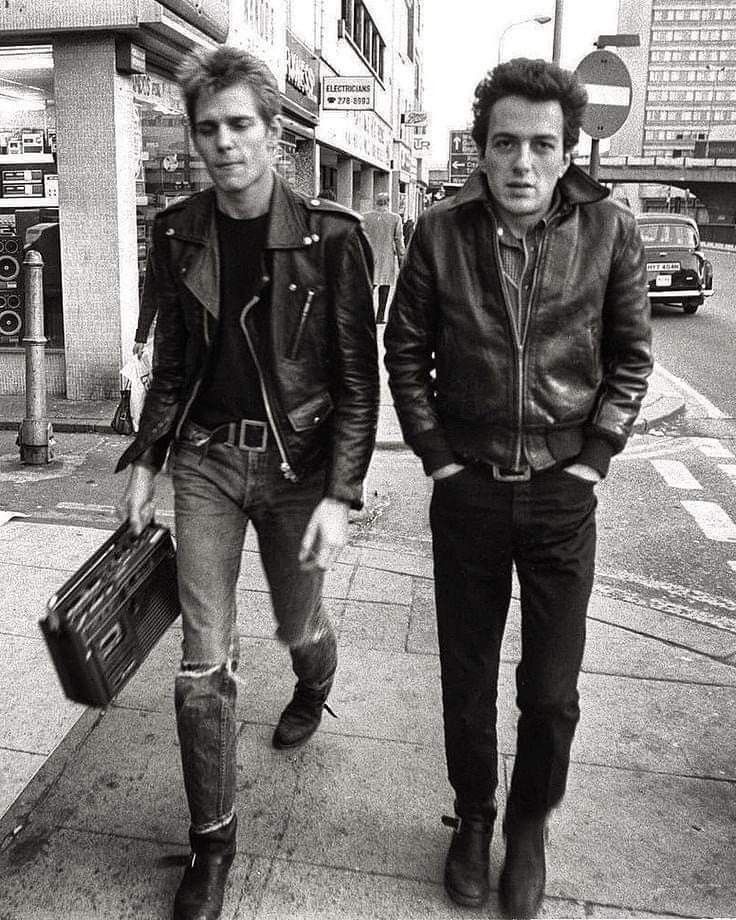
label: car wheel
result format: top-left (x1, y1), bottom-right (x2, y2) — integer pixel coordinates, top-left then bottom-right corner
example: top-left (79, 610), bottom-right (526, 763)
top-left (682, 297), bottom-right (702, 314)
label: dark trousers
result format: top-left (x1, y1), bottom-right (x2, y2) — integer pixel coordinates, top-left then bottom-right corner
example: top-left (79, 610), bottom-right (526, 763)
top-left (375, 284), bottom-right (390, 323)
top-left (429, 463), bottom-right (596, 820)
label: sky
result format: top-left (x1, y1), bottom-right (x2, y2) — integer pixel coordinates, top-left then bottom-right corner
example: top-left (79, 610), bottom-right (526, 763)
top-left (422, 0), bottom-right (620, 167)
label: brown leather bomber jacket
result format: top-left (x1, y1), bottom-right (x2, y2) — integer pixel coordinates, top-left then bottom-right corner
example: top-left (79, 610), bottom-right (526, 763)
top-left (384, 164), bottom-right (653, 478)
top-left (116, 173), bottom-right (379, 510)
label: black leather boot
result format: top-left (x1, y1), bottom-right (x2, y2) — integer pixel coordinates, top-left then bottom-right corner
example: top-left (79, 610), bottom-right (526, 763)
top-left (499, 809), bottom-right (547, 919)
top-left (273, 631), bottom-right (337, 750)
top-left (442, 813), bottom-right (494, 908)
top-left (272, 680), bottom-right (336, 750)
top-left (173, 815), bottom-right (237, 920)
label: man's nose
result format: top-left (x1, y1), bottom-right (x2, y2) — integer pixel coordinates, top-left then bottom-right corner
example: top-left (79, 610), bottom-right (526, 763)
top-left (512, 143), bottom-right (533, 171)
top-left (215, 125), bottom-right (234, 150)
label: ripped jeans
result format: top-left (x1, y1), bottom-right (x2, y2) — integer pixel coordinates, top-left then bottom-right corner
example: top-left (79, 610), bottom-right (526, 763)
top-left (172, 423), bottom-right (337, 834)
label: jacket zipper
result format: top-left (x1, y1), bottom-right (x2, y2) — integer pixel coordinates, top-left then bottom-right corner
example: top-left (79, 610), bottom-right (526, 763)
top-left (288, 288), bottom-right (315, 360)
top-left (239, 285), bottom-right (298, 482)
top-left (492, 227), bottom-right (525, 468)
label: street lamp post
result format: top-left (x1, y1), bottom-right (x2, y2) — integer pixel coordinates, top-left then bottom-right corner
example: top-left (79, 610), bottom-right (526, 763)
top-left (497, 16), bottom-right (552, 65)
top-left (705, 64), bottom-right (726, 159)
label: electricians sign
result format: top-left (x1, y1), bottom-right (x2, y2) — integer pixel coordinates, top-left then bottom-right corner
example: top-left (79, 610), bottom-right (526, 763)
top-left (322, 76), bottom-right (376, 111)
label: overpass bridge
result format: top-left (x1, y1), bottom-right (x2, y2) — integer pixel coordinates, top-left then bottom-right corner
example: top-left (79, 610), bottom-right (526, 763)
top-left (576, 155), bottom-right (736, 220)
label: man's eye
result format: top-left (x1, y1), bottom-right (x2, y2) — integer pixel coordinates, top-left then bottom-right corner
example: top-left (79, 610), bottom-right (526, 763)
top-left (231, 120), bottom-right (253, 131)
top-left (494, 139), bottom-right (513, 149)
top-left (196, 125), bottom-right (215, 136)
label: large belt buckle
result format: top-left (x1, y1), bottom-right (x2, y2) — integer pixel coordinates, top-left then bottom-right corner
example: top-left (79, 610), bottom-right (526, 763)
top-left (491, 464), bottom-right (531, 482)
top-left (237, 419), bottom-right (267, 452)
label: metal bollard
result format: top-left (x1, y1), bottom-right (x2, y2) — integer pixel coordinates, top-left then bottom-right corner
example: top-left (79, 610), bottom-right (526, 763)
top-left (18, 249), bottom-right (54, 464)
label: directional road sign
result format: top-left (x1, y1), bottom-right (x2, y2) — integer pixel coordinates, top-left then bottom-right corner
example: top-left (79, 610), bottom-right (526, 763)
top-left (448, 130), bottom-right (477, 182)
top-left (575, 50), bottom-right (632, 140)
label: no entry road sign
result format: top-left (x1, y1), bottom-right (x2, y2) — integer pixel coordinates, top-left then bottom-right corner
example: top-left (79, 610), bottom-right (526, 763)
top-left (575, 50), bottom-right (632, 139)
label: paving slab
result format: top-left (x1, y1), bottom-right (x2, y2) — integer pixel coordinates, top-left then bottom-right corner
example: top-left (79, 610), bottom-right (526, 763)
top-left (588, 593), bottom-right (736, 659)
top-left (582, 618), bottom-right (736, 685)
top-left (0, 563), bottom-right (64, 636)
top-left (0, 521), bottom-right (110, 573)
top-left (0, 826), bottom-right (265, 920)
top-left (544, 762), bottom-right (736, 918)
top-left (575, 671), bottom-right (736, 779)
top-left (276, 732), bottom-right (497, 882)
top-left (354, 545), bottom-right (434, 579)
top-left (256, 858), bottom-right (588, 920)
top-left (337, 599), bottom-right (411, 651)
top-left (0, 749), bottom-right (45, 818)
top-left (0, 634), bottom-right (84, 753)
top-left (38, 709), bottom-right (299, 855)
top-left (347, 565), bottom-right (414, 605)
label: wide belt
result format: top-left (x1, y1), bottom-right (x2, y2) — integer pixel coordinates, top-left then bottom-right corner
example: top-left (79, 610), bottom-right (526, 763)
top-left (187, 418), bottom-right (268, 452)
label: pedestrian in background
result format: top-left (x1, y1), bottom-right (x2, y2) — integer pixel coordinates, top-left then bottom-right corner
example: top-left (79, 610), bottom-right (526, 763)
top-left (118, 45), bottom-right (378, 920)
top-left (402, 215), bottom-right (415, 248)
top-left (385, 58), bottom-right (652, 918)
top-left (362, 191), bottom-right (405, 323)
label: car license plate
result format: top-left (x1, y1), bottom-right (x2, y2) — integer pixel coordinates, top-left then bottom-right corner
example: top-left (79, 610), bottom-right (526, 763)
top-left (647, 261), bottom-right (680, 272)
top-left (655, 274), bottom-right (672, 287)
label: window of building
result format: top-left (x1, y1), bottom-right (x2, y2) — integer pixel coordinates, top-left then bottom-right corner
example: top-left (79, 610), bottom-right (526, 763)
top-left (340, 1), bottom-right (385, 82)
top-left (407, 0), bottom-right (415, 61)
top-left (0, 44), bottom-right (61, 348)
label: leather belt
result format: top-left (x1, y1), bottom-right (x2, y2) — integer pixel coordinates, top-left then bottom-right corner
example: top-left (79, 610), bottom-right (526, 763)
top-left (206, 419), bottom-right (268, 452)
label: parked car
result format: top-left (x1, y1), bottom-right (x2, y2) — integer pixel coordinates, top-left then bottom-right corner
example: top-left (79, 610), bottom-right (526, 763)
top-left (636, 214), bottom-right (713, 314)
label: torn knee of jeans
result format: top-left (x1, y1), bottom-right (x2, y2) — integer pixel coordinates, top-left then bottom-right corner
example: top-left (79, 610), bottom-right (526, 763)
top-left (178, 660), bottom-right (235, 679)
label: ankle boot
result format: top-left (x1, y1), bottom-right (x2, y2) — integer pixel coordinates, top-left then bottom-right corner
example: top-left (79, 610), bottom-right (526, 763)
top-left (272, 680), bottom-right (336, 750)
top-left (442, 813), bottom-right (494, 907)
top-left (173, 816), bottom-right (237, 920)
top-left (499, 810), bottom-right (547, 919)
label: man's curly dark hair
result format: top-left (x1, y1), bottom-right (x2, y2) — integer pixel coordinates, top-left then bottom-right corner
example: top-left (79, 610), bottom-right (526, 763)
top-left (471, 58), bottom-right (588, 153)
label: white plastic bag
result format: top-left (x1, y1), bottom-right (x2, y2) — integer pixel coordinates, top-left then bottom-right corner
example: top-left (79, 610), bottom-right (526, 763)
top-left (119, 350), bottom-right (152, 433)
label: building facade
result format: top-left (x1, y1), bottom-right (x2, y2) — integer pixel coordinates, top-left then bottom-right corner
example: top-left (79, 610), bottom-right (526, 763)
top-left (0, 0), bottom-right (423, 398)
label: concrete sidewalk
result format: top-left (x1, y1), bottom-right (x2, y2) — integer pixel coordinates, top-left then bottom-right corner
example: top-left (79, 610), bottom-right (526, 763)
top-left (3, 352), bottom-right (735, 918)
top-left (0, 498), bottom-right (735, 919)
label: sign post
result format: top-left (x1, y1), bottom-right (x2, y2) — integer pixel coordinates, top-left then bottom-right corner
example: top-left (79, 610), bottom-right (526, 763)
top-left (574, 50), bottom-right (632, 180)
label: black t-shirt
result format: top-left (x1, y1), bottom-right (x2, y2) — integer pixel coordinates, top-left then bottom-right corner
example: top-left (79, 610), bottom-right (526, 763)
top-left (190, 209), bottom-right (269, 429)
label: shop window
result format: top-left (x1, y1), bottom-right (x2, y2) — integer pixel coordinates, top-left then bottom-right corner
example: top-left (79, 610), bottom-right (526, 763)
top-left (341, 1), bottom-right (385, 83)
top-left (0, 45), bottom-right (62, 347)
top-left (133, 72), bottom-right (209, 310)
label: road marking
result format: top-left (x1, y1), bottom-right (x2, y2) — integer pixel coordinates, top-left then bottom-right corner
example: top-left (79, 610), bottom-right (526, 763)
top-left (55, 502), bottom-right (174, 519)
top-left (693, 438), bottom-right (735, 460)
top-left (650, 459), bottom-right (702, 490)
top-left (653, 364), bottom-right (726, 419)
top-left (719, 464), bottom-right (736, 485)
top-left (729, 561), bottom-right (736, 574)
top-left (681, 500), bottom-right (736, 542)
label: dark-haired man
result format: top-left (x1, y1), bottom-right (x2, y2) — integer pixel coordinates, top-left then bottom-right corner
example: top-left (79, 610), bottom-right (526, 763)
top-left (385, 58), bottom-right (651, 918)
top-left (118, 45), bottom-right (378, 920)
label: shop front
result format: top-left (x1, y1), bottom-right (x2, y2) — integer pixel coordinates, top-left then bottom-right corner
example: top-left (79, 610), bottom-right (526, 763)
top-left (279, 30), bottom-right (319, 195)
top-left (316, 105), bottom-right (392, 214)
top-left (0, 1), bottom-right (227, 398)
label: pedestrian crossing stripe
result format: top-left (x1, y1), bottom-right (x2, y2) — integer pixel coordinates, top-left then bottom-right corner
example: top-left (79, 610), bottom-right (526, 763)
top-left (650, 459), bottom-right (702, 490)
top-left (694, 438), bottom-right (735, 460)
top-left (681, 500), bottom-right (736, 543)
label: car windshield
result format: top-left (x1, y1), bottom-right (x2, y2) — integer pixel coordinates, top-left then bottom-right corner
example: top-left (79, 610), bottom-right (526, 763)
top-left (639, 222), bottom-right (697, 247)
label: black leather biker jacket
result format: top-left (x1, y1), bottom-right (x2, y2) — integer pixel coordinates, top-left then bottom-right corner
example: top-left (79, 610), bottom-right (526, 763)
top-left (117, 174), bottom-right (379, 509)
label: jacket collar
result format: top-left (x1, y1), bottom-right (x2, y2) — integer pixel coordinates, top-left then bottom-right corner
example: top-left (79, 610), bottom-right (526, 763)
top-left (167, 170), bottom-right (311, 249)
top-left (447, 162), bottom-right (609, 212)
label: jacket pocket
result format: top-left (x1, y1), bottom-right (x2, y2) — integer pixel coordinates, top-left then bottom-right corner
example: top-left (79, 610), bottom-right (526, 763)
top-left (287, 285), bottom-right (323, 360)
top-left (287, 391), bottom-right (334, 432)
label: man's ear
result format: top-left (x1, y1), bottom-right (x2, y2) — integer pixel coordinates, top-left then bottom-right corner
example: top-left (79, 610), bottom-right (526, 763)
top-left (560, 149), bottom-right (572, 177)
